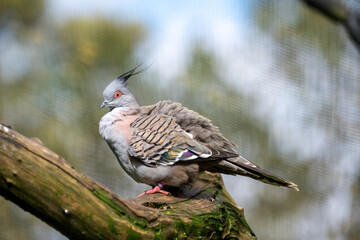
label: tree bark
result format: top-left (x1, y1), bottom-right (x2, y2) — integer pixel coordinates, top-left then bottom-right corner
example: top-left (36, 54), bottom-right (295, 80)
top-left (0, 123), bottom-right (256, 240)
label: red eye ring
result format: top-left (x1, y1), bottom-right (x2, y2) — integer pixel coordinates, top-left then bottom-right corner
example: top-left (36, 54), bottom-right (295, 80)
top-left (114, 91), bottom-right (122, 98)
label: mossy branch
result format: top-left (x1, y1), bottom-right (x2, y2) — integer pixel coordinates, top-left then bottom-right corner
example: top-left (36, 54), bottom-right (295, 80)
top-left (0, 123), bottom-right (256, 239)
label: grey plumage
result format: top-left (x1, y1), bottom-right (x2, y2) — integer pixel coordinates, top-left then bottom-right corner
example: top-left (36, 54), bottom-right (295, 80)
top-left (99, 68), bottom-right (299, 194)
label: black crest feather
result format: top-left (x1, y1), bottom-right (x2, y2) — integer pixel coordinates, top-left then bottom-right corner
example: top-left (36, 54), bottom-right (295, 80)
top-left (116, 64), bottom-right (150, 84)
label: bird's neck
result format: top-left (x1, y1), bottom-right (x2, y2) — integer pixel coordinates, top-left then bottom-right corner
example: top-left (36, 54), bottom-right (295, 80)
top-left (99, 107), bottom-right (140, 142)
top-left (122, 97), bottom-right (140, 109)
top-left (128, 101), bottom-right (140, 109)
top-left (109, 102), bottom-right (140, 113)
top-left (110, 106), bottom-right (140, 116)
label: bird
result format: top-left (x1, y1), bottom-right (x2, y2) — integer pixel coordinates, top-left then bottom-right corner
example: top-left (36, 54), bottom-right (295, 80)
top-left (99, 67), bottom-right (299, 197)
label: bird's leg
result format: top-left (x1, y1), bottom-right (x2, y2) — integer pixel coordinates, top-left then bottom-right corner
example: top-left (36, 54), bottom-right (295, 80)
top-left (138, 181), bottom-right (170, 197)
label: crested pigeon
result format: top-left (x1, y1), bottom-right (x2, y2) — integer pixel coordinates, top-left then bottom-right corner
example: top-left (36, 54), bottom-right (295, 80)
top-left (99, 67), bottom-right (299, 196)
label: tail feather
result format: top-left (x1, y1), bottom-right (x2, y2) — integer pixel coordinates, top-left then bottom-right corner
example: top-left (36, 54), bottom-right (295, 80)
top-left (226, 156), bottom-right (299, 191)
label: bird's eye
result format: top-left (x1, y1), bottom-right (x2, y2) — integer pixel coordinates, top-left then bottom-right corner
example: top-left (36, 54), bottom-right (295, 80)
top-left (114, 91), bottom-right (122, 99)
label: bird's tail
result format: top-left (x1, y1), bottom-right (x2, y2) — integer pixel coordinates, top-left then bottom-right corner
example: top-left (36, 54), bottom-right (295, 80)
top-left (224, 156), bottom-right (299, 191)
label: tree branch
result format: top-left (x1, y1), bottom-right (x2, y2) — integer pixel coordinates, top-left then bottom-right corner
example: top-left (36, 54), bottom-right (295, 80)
top-left (302, 0), bottom-right (360, 50)
top-left (0, 123), bottom-right (256, 239)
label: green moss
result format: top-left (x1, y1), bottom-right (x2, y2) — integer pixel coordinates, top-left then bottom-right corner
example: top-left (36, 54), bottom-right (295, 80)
top-left (153, 221), bottom-right (173, 240)
top-left (93, 188), bottom-right (126, 215)
top-left (126, 229), bottom-right (142, 240)
top-left (173, 203), bottom-right (256, 239)
top-left (107, 217), bottom-right (118, 235)
top-left (55, 188), bottom-right (64, 196)
top-left (162, 210), bottom-right (173, 214)
top-left (153, 228), bottom-right (163, 240)
top-left (93, 187), bottom-right (255, 239)
top-left (93, 188), bottom-right (147, 229)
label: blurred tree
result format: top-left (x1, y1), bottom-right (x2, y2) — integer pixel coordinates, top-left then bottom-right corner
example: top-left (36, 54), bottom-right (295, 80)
top-left (254, 1), bottom-right (360, 239)
top-left (256, 1), bottom-right (345, 67)
top-left (1, 17), bottom-right (145, 161)
top-left (0, 1), bottom-right (147, 239)
top-left (302, 0), bottom-right (360, 50)
top-left (59, 18), bottom-right (145, 77)
top-left (0, 0), bottom-right (45, 33)
top-left (174, 45), bottom-right (307, 236)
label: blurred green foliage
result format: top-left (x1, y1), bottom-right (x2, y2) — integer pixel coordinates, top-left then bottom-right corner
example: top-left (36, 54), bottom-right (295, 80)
top-left (0, 0), bottom-right (45, 29)
top-left (256, 0), bottom-right (346, 84)
top-left (59, 18), bottom-right (145, 76)
top-left (0, 3), bottom-right (147, 238)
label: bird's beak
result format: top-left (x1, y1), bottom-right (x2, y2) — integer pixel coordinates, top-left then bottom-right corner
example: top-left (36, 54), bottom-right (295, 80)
top-left (100, 101), bottom-right (108, 109)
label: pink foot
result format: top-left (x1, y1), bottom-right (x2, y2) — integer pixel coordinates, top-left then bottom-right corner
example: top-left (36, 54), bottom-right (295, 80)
top-left (138, 182), bottom-right (170, 197)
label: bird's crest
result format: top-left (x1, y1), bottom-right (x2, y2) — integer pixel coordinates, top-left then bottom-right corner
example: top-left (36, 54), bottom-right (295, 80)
top-left (116, 64), bottom-right (150, 85)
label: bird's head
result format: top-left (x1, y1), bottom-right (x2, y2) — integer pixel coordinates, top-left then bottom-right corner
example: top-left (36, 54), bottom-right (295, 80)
top-left (100, 66), bottom-right (147, 110)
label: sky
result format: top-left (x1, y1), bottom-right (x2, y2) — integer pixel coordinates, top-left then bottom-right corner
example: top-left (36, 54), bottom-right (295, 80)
top-left (48, 0), bottom-right (253, 80)
top-left (48, 0), bottom-right (251, 29)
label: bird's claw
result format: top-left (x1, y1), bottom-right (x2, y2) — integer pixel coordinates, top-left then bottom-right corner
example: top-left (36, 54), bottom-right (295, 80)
top-left (137, 185), bottom-right (170, 197)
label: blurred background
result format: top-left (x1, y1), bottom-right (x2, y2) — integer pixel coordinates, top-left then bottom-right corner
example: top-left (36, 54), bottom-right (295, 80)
top-left (1, 0), bottom-right (360, 239)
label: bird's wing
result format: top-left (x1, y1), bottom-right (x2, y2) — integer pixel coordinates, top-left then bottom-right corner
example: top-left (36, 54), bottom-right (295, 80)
top-left (140, 101), bottom-right (239, 155)
top-left (129, 114), bottom-right (224, 166)
top-left (139, 101), bottom-right (299, 191)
